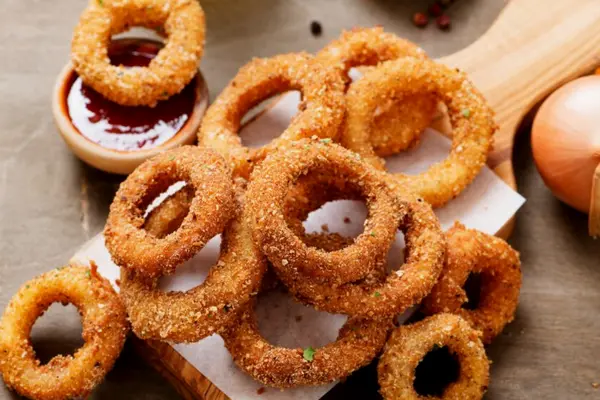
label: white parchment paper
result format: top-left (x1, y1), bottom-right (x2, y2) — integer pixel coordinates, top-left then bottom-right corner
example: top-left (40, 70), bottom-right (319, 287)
top-left (72, 90), bottom-right (525, 400)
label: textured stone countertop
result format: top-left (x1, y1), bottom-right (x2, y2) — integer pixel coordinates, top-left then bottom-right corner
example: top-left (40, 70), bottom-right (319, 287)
top-left (1, 0), bottom-right (599, 398)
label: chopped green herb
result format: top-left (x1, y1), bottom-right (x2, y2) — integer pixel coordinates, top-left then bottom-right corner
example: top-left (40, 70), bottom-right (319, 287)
top-left (169, 156), bottom-right (176, 161)
top-left (461, 108), bottom-right (471, 118)
top-left (373, 291), bottom-right (382, 298)
top-left (320, 138), bottom-right (332, 144)
top-left (303, 346), bottom-right (316, 362)
top-left (25, 285), bottom-right (30, 289)
top-left (86, 270), bottom-right (92, 278)
top-left (370, 231), bottom-right (376, 237)
top-left (97, 0), bottom-right (103, 6)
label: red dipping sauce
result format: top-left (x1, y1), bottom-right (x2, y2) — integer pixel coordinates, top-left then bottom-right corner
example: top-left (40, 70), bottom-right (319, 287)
top-left (65, 38), bottom-right (197, 152)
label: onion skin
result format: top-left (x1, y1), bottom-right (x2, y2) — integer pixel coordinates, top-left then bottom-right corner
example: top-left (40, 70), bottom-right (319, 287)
top-left (532, 75), bottom-right (600, 213)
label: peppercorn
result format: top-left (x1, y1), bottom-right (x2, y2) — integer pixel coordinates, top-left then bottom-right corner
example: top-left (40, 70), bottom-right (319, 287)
top-left (412, 12), bottom-right (429, 28)
top-left (428, 3), bottom-right (443, 17)
top-left (310, 21), bottom-right (322, 37)
top-left (436, 14), bottom-right (451, 30)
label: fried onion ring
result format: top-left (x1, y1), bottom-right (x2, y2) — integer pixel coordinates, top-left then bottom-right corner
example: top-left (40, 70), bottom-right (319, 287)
top-left (199, 53), bottom-right (346, 179)
top-left (378, 313), bottom-right (489, 400)
top-left (120, 180), bottom-right (266, 343)
top-left (246, 139), bottom-right (402, 285)
top-left (0, 264), bottom-right (128, 400)
top-left (421, 223), bottom-right (522, 344)
top-left (105, 146), bottom-right (235, 279)
top-left (342, 57), bottom-right (496, 207)
top-left (317, 27), bottom-right (436, 157)
top-left (275, 194), bottom-right (445, 318)
top-left (221, 291), bottom-right (393, 388)
top-left (71, 0), bottom-right (205, 107)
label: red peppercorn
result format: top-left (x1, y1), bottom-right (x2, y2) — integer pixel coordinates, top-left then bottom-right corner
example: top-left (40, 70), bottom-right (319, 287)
top-left (436, 14), bottom-right (451, 30)
top-left (413, 12), bottom-right (429, 28)
top-left (428, 3), bottom-right (443, 17)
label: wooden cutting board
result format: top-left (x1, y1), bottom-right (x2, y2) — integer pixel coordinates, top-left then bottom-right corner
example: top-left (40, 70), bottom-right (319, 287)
top-left (71, 0), bottom-right (600, 398)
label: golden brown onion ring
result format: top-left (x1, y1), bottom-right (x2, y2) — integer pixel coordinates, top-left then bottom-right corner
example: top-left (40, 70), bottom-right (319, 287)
top-left (342, 57), bottom-right (496, 208)
top-left (378, 313), bottom-right (489, 400)
top-left (421, 223), bottom-right (522, 344)
top-left (0, 264), bottom-right (128, 400)
top-left (246, 139), bottom-right (402, 285)
top-left (104, 146), bottom-right (235, 279)
top-left (198, 53), bottom-right (346, 179)
top-left (71, 0), bottom-right (205, 107)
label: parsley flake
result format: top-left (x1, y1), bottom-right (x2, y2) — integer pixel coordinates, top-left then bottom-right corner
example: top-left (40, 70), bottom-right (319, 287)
top-left (303, 346), bottom-right (316, 362)
top-left (86, 270), bottom-right (92, 279)
top-left (97, 0), bottom-right (104, 6)
top-left (320, 138), bottom-right (332, 144)
top-left (373, 291), bottom-right (382, 298)
top-left (461, 108), bottom-right (471, 118)
top-left (370, 231), bottom-right (376, 237)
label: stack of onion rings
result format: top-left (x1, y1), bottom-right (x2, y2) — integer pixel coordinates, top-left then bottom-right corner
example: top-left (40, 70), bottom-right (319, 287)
top-left (378, 313), bottom-right (489, 400)
top-left (421, 223), bottom-right (522, 344)
top-left (342, 57), bottom-right (496, 207)
top-left (198, 53), bottom-right (346, 179)
top-left (71, 0), bottom-right (205, 107)
top-left (317, 27), bottom-right (437, 157)
top-left (0, 264), bottom-right (128, 400)
top-left (104, 146), bottom-right (235, 279)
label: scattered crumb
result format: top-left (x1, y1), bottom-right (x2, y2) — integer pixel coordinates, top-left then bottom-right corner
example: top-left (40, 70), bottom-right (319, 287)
top-left (295, 315), bottom-right (303, 322)
top-left (520, 329), bottom-right (525, 335)
top-left (592, 382), bottom-right (599, 389)
top-left (321, 224), bottom-right (329, 232)
top-left (343, 217), bottom-right (351, 224)
top-left (115, 279), bottom-right (121, 287)
top-left (257, 387), bottom-right (266, 395)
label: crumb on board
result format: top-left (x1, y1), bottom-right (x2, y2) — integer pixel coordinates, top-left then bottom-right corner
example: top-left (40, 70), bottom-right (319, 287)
top-left (321, 224), bottom-right (329, 232)
top-left (257, 387), bottom-right (266, 395)
top-left (343, 217), bottom-right (351, 224)
top-left (295, 315), bottom-right (303, 322)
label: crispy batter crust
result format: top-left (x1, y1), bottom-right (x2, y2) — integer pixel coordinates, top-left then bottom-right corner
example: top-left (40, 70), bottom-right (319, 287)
top-left (343, 57), bottom-right (497, 208)
top-left (378, 314), bottom-right (489, 400)
top-left (120, 187), bottom-right (267, 343)
top-left (317, 27), bottom-right (435, 156)
top-left (246, 139), bottom-right (402, 285)
top-left (221, 295), bottom-right (393, 388)
top-left (71, 0), bottom-right (205, 107)
top-left (421, 223), bottom-right (522, 344)
top-left (198, 53), bottom-right (346, 179)
top-left (104, 146), bottom-right (235, 279)
top-left (0, 264), bottom-right (128, 400)
top-left (275, 196), bottom-right (445, 318)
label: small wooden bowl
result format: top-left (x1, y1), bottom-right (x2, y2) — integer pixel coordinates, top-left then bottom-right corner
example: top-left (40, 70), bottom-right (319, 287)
top-left (52, 61), bottom-right (209, 175)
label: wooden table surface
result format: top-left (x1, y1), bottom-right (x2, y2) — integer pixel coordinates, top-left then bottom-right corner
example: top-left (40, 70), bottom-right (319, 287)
top-left (1, 0), bottom-right (599, 398)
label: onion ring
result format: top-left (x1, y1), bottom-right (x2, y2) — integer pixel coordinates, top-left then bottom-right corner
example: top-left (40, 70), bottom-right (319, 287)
top-left (273, 189), bottom-right (445, 318)
top-left (342, 57), bottom-right (496, 208)
top-left (317, 27), bottom-right (436, 157)
top-left (378, 313), bottom-right (489, 400)
top-left (221, 290), bottom-right (393, 388)
top-left (421, 223), bottom-right (522, 344)
top-left (198, 53), bottom-right (346, 179)
top-left (120, 184), bottom-right (267, 343)
top-left (71, 0), bottom-right (205, 107)
top-left (246, 138), bottom-right (402, 285)
top-left (0, 264), bottom-right (128, 400)
top-left (104, 146), bottom-right (235, 279)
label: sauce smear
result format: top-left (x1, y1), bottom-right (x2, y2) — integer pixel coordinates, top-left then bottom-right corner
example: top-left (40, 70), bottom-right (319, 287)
top-left (66, 38), bottom-right (197, 152)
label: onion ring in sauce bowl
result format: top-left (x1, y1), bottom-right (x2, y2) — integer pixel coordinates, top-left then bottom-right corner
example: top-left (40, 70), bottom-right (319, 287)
top-left (0, 264), bottom-right (128, 400)
top-left (378, 313), bottom-right (489, 400)
top-left (198, 53), bottom-right (346, 179)
top-left (104, 146), bottom-right (235, 279)
top-left (71, 0), bottom-right (205, 107)
top-left (246, 139), bottom-right (402, 285)
top-left (342, 57), bottom-right (496, 208)
top-left (421, 223), bottom-right (522, 344)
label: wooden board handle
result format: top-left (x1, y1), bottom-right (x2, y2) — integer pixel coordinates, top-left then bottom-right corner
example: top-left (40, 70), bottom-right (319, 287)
top-left (589, 163), bottom-right (600, 237)
top-left (440, 0), bottom-right (600, 189)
